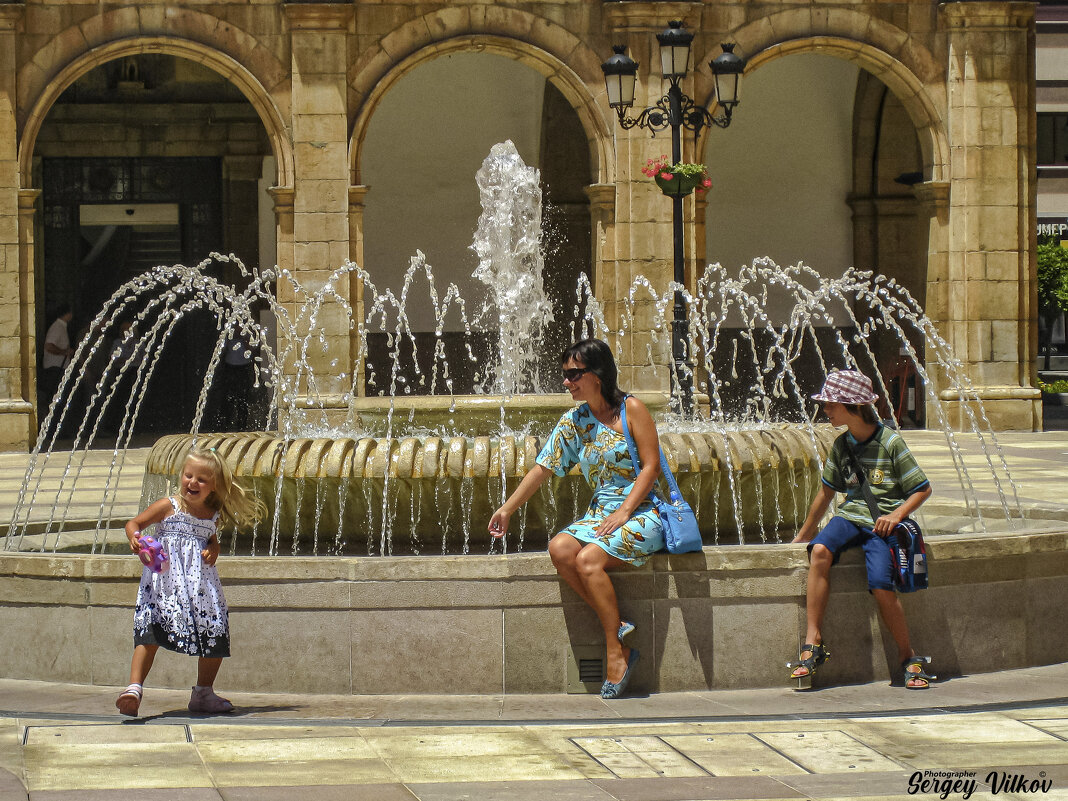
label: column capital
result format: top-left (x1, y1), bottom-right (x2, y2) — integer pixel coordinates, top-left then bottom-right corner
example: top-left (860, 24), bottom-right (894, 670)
top-left (603, 2), bottom-right (701, 35)
top-left (16, 188), bottom-right (40, 211)
top-left (348, 184), bottom-right (370, 211)
top-left (0, 4), bottom-right (25, 33)
top-left (940, 1), bottom-right (1034, 31)
top-left (912, 180), bottom-right (950, 210)
top-left (283, 3), bottom-right (353, 32)
top-left (268, 185), bottom-right (295, 212)
top-left (584, 183), bottom-right (616, 218)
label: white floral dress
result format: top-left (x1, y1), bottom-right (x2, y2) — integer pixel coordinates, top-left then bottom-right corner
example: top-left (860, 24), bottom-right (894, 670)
top-left (133, 498), bottom-right (229, 657)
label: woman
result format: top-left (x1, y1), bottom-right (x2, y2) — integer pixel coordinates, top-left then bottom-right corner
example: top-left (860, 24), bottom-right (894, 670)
top-left (489, 339), bottom-right (665, 698)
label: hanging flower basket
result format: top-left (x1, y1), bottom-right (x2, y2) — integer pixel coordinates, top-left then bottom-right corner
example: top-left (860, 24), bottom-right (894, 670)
top-left (643, 156), bottom-right (712, 198)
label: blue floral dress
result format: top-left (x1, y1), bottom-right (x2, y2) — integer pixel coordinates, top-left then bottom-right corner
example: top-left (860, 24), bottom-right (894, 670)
top-left (537, 403), bottom-right (665, 565)
top-left (133, 498), bottom-right (230, 657)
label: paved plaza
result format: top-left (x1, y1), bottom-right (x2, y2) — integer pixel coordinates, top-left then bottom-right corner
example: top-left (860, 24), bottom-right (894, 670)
top-left (1, 664), bottom-right (1068, 800)
top-left (0, 430), bottom-right (1067, 799)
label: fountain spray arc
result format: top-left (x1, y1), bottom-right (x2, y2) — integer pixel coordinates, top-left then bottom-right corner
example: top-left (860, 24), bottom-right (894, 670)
top-left (3, 142), bottom-right (1026, 560)
top-left (472, 140), bottom-right (555, 396)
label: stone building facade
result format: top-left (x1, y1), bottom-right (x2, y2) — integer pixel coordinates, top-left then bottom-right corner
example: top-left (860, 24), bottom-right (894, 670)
top-left (0, 0), bottom-right (1040, 449)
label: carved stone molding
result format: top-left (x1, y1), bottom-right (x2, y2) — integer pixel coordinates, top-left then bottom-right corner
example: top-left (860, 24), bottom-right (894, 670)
top-left (283, 2), bottom-right (354, 32)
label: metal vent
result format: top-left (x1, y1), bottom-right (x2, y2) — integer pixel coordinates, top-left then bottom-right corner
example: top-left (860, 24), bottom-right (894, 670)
top-left (567, 645), bottom-right (604, 693)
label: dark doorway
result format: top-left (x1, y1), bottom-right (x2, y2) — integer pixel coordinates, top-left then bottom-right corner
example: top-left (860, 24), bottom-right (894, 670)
top-left (40, 156), bottom-right (224, 435)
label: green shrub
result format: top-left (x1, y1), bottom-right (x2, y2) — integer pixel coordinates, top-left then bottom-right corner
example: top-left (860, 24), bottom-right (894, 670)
top-left (1038, 241), bottom-right (1068, 315)
top-left (1038, 378), bottom-right (1068, 394)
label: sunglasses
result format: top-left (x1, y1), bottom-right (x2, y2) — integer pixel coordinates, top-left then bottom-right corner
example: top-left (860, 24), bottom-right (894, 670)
top-left (562, 367), bottom-right (591, 382)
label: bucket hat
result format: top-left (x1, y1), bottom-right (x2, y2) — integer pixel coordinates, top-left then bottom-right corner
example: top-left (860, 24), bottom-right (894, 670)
top-left (811, 370), bottom-right (878, 405)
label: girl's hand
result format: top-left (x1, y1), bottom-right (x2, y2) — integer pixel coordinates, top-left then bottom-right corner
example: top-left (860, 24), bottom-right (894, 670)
top-left (595, 508), bottom-right (631, 539)
top-left (202, 538), bottom-right (220, 566)
top-left (488, 508), bottom-right (510, 539)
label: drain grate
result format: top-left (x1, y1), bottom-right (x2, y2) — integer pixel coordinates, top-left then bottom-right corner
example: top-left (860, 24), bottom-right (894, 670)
top-left (567, 645), bottom-right (604, 693)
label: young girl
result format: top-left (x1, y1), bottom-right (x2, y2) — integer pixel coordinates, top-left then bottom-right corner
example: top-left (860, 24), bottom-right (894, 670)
top-left (788, 370), bottom-right (935, 689)
top-left (116, 446), bottom-right (264, 716)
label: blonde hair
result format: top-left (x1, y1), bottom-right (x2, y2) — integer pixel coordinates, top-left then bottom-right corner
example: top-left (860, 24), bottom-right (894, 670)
top-left (182, 447), bottom-right (266, 528)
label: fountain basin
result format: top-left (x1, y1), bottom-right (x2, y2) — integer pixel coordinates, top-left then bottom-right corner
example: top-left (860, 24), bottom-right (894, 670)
top-left (142, 422), bottom-right (838, 554)
top-left (1, 513), bottom-right (1065, 694)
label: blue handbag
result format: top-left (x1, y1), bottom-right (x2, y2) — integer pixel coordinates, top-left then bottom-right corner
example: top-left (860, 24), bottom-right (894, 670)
top-left (619, 400), bottom-right (703, 554)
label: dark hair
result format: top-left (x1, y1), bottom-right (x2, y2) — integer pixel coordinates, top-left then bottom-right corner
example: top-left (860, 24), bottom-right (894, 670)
top-left (561, 338), bottom-right (626, 413)
top-left (843, 403), bottom-right (879, 425)
top-left (51, 303), bottom-right (71, 322)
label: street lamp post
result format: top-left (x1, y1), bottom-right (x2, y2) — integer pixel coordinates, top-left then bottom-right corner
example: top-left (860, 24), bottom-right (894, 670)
top-left (601, 21), bottom-right (745, 413)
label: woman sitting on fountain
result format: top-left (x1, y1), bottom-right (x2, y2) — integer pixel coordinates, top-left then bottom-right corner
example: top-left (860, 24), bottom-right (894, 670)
top-left (788, 370), bottom-right (935, 689)
top-left (489, 338), bottom-right (664, 699)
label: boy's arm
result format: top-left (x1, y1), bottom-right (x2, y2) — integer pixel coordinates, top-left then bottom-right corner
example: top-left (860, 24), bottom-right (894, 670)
top-left (872, 484), bottom-right (932, 536)
top-left (791, 484), bottom-right (837, 544)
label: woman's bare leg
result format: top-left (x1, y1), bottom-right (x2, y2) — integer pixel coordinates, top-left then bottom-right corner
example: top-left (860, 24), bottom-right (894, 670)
top-left (548, 533), bottom-right (595, 607)
top-left (573, 544), bottom-right (630, 683)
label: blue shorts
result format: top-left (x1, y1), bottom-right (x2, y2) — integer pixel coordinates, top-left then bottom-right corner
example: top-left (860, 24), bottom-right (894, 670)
top-left (808, 516), bottom-right (895, 592)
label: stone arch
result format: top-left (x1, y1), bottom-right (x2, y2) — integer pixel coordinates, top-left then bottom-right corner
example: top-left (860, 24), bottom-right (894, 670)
top-left (18, 37), bottom-right (293, 189)
top-left (349, 16), bottom-right (612, 185)
top-left (694, 32), bottom-right (947, 184)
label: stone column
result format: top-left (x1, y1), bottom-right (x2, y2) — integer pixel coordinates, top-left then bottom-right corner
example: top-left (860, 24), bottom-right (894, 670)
top-left (348, 184), bottom-right (368, 397)
top-left (915, 180), bottom-right (951, 427)
top-left (222, 155), bottom-right (264, 276)
top-left (0, 5), bottom-right (33, 449)
top-left (585, 183), bottom-right (616, 332)
top-left (941, 1), bottom-right (1039, 430)
top-left (283, 2), bottom-right (354, 421)
top-left (603, 3), bottom-right (699, 394)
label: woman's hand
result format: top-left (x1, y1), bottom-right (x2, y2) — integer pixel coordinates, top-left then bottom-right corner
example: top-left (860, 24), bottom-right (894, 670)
top-left (202, 538), bottom-right (220, 566)
top-left (595, 508), bottom-right (631, 539)
top-left (489, 508), bottom-right (510, 539)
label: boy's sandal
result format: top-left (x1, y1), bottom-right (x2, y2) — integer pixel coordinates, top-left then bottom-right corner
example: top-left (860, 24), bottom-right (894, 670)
top-left (115, 684), bottom-right (142, 717)
top-left (902, 656), bottom-right (936, 689)
top-left (787, 642), bottom-right (830, 679)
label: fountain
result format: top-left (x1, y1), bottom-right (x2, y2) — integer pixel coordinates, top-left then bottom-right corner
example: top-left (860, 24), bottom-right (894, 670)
top-left (0, 141), bottom-right (1063, 695)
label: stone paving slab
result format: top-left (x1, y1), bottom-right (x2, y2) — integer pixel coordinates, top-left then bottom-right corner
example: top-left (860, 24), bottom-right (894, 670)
top-left (2, 668), bottom-right (1068, 799)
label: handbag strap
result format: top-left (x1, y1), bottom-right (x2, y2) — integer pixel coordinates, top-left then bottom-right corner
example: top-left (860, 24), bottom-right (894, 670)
top-left (842, 438), bottom-right (883, 525)
top-left (618, 397), bottom-right (683, 501)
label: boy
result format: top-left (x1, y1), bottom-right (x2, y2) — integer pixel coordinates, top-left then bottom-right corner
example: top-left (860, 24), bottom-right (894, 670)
top-left (789, 370), bottom-right (934, 689)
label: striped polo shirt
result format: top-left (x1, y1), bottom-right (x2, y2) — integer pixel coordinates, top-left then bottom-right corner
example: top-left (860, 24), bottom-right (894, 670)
top-left (821, 424), bottom-right (930, 527)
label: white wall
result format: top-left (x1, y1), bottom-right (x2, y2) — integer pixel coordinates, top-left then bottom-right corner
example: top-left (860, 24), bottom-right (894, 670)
top-left (703, 54), bottom-right (859, 281)
top-left (361, 53), bottom-right (545, 332)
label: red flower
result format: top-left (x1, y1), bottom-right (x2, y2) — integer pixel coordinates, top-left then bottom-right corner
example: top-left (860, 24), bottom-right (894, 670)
top-left (659, 171), bottom-right (673, 180)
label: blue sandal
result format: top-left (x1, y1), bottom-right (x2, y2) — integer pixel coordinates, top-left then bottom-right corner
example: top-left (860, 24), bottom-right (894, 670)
top-left (601, 648), bottom-right (639, 699)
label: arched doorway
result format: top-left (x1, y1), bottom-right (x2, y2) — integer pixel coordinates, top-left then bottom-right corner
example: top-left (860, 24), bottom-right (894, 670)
top-left (359, 51), bottom-right (592, 394)
top-left (32, 53), bottom-right (276, 438)
top-left (702, 51), bottom-right (927, 423)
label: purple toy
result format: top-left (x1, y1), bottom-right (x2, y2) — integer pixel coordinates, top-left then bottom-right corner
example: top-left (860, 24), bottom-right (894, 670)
top-left (137, 535), bottom-right (169, 573)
